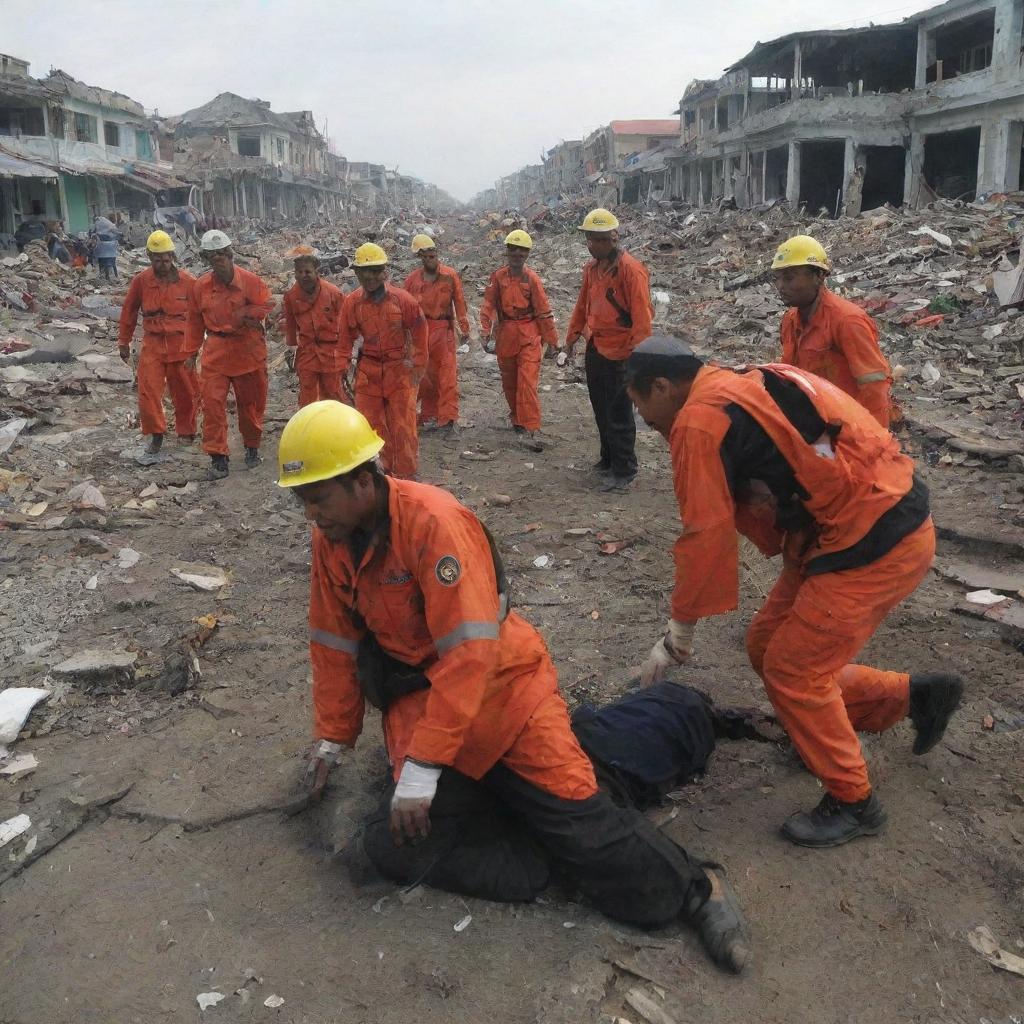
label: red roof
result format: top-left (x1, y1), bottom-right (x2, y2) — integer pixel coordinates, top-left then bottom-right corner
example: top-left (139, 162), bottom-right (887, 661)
top-left (610, 119), bottom-right (679, 136)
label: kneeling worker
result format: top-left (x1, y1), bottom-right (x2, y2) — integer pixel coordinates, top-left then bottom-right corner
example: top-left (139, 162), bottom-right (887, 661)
top-left (625, 336), bottom-right (963, 848)
top-left (278, 400), bottom-right (749, 974)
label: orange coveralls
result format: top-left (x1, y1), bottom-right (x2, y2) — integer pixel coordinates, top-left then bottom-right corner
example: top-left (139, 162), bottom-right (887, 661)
top-left (781, 286), bottom-right (893, 428)
top-left (667, 364), bottom-right (932, 803)
top-left (187, 265), bottom-right (274, 456)
top-left (338, 284), bottom-right (428, 479)
top-left (480, 267), bottom-right (557, 431)
top-left (118, 267), bottom-right (199, 438)
top-left (309, 476), bottom-right (596, 799)
top-left (403, 264), bottom-right (469, 427)
top-left (283, 279), bottom-right (345, 407)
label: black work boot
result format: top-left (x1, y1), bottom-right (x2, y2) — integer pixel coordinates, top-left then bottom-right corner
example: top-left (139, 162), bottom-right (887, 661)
top-left (909, 673), bottom-right (964, 754)
top-left (782, 792), bottom-right (887, 848)
top-left (684, 868), bottom-right (751, 974)
top-left (207, 454), bottom-right (229, 480)
top-left (592, 459), bottom-right (612, 475)
top-left (177, 434), bottom-right (196, 446)
top-left (145, 433), bottom-right (163, 455)
top-left (244, 447), bottom-right (262, 469)
top-left (437, 422), bottom-right (456, 438)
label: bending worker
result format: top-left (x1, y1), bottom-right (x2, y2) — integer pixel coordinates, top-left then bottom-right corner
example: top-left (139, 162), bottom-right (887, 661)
top-left (186, 229), bottom-right (274, 479)
top-left (625, 336), bottom-right (963, 848)
top-left (118, 230), bottom-right (198, 456)
top-left (278, 400), bottom-right (749, 975)
top-left (480, 230), bottom-right (557, 448)
top-left (403, 233), bottom-right (469, 436)
top-left (772, 235), bottom-right (893, 428)
top-left (565, 208), bottom-right (652, 491)
top-left (338, 243), bottom-right (427, 479)
top-left (282, 244), bottom-right (346, 408)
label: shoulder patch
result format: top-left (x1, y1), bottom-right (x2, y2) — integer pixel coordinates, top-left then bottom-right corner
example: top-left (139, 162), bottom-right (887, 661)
top-left (435, 555), bottom-right (461, 586)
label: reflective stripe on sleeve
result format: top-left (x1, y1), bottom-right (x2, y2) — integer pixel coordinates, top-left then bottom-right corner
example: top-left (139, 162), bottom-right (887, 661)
top-left (310, 628), bottom-right (358, 655)
top-left (435, 620), bottom-right (499, 654)
top-left (855, 371), bottom-right (888, 384)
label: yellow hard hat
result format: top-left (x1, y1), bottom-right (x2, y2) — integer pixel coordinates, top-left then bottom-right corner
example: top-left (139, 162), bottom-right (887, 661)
top-left (771, 235), bottom-right (831, 272)
top-left (504, 229), bottom-right (533, 250)
top-left (411, 233), bottom-right (436, 253)
top-left (352, 242), bottom-right (389, 267)
top-left (579, 208), bottom-right (619, 232)
top-left (277, 400), bottom-right (385, 489)
top-left (146, 230), bottom-right (176, 254)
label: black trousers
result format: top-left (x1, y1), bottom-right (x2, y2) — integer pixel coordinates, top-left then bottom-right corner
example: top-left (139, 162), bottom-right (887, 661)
top-left (362, 762), bottom-right (709, 928)
top-left (585, 344), bottom-right (637, 478)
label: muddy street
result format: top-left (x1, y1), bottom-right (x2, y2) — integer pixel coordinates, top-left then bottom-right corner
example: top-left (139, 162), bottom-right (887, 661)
top-left (0, 205), bottom-right (1021, 1024)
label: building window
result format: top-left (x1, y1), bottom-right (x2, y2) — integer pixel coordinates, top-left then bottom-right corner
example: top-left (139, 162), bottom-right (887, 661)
top-left (237, 134), bottom-right (261, 157)
top-left (276, 138), bottom-right (285, 160)
top-left (104, 122), bottom-right (120, 148)
top-left (48, 105), bottom-right (66, 139)
top-left (135, 130), bottom-right (152, 160)
top-left (74, 112), bottom-right (98, 143)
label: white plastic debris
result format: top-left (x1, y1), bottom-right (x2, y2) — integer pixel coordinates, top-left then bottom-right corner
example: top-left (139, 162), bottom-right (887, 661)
top-left (117, 547), bottom-right (141, 569)
top-left (264, 995), bottom-right (285, 1008)
top-left (652, 289), bottom-right (672, 304)
top-left (84, 574), bottom-right (98, 591)
top-left (0, 687), bottom-right (49, 757)
top-left (65, 481), bottom-right (106, 509)
top-left (532, 555), bottom-right (551, 568)
top-left (965, 589), bottom-right (1009, 606)
top-left (453, 914), bottom-right (472, 932)
top-left (196, 992), bottom-right (226, 1011)
top-left (171, 567), bottom-right (228, 591)
top-left (920, 362), bottom-right (941, 384)
top-left (910, 226), bottom-right (953, 247)
top-left (0, 813), bottom-right (31, 849)
top-left (0, 418), bottom-right (29, 456)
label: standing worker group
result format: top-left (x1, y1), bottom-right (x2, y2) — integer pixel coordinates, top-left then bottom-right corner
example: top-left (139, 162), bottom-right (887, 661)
top-left (565, 208), bottom-right (653, 491)
top-left (771, 235), bottom-right (893, 428)
top-left (277, 400), bottom-right (750, 975)
top-left (118, 230), bottom-right (198, 456)
top-left (403, 234), bottom-right (469, 436)
top-left (282, 244), bottom-right (346, 408)
top-left (480, 230), bottom-right (557, 449)
top-left (338, 242), bottom-right (428, 479)
top-left (624, 336), bottom-right (962, 847)
top-left (186, 229), bottom-right (274, 480)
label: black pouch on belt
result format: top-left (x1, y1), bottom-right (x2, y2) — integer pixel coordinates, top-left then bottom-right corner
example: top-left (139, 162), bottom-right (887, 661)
top-left (356, 630), bottom-right (430, 710)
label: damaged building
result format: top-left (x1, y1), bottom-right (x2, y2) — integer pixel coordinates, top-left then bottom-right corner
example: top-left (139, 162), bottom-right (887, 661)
top-left (170, 93), bottom-right (344, 223)
top-left (667, 0), bottom-right (1024, 214)
top-left (0, 57), bottom-right (175, 244)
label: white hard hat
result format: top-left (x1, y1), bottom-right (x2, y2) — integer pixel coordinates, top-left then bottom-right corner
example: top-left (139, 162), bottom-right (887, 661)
top-left (200, 229), bottom-right (232, 252)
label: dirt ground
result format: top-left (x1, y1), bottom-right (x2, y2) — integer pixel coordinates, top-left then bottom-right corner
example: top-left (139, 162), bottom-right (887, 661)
top-left (1, 216), bottom-right (1023, 1024)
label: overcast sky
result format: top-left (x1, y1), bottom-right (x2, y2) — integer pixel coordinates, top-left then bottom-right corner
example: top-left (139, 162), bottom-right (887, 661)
top-left (5, 0), bottom-right (929, 201)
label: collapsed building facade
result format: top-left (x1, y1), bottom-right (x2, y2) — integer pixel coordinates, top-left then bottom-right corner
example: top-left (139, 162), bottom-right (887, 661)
top-left (0, 58), bottom-right (456, 253)
top-left (669, 0), bottom-right (1024, 213)
top-left (0, 58), bottom-right (177, 244)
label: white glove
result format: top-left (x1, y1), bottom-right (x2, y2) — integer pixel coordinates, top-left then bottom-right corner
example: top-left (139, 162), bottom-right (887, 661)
top-left (390, 759), bottom-right (442, 842)
top-left (303, 739), bottom-right (344, 795)
top-left (639, 620), bottom-right (695, 686)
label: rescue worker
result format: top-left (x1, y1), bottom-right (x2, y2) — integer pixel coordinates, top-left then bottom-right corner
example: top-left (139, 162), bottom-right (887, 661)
top-left (278, 400), bottom-right (750, 975)
top-left (480, 230), bottom-right (557, 448)
top-left (772, 235), bottom-right (893, 428)
top-left (282, 244), bottom-right (346, 407)
top-left (117, 230), bottom-right (198, 455)
top-left (403, 234), bottom-right (469, 436)
top-left (337, 243), bottom-right (428, 479)
top-left (565, 208), bottom-right (653, 490)
top-left (186, 229), bottom-right (274, 480)
top-left (624, 335), bottom-right (964, 848)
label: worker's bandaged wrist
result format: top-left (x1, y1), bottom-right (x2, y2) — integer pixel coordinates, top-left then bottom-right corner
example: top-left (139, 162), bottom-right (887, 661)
top-left (665, 620), bottom-right (695, 661)
top-left (393, 760), bottom-right (441, 802)
top-left (313, 739), bottom-right (344, 765)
